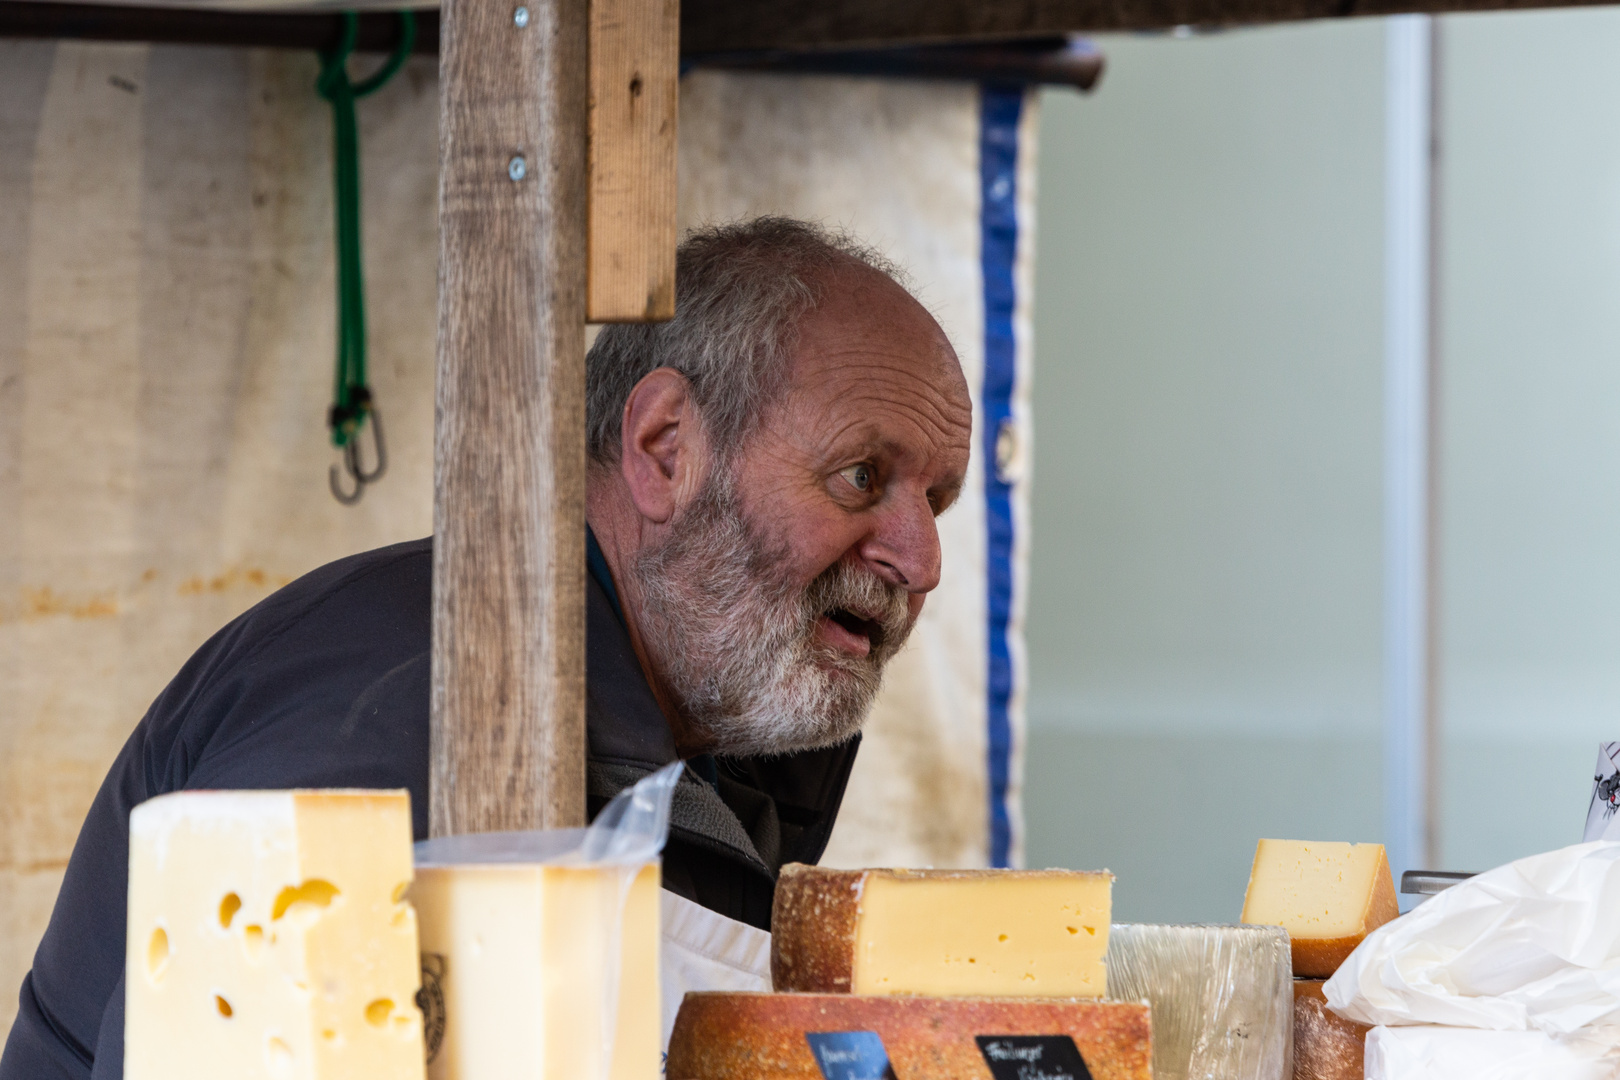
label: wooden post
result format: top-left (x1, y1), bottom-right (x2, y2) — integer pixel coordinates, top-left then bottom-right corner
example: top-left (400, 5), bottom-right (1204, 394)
top-left (588, 0), bottom-right (679, 321)
top-left (431, 0), bottom-right (589, 835)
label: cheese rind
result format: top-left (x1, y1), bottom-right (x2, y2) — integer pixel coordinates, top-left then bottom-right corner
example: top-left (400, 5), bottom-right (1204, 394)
top-left (1294, 980), bottom-right (1370, 1080)
top-left (1106, 923), bottom-right (1293, 1080)
top-left (771, 864), bottom-right (1112, 997)
top-left (667, 993), bottom-right (1152, 1080)
top-left (1240, 839), bottom-right (1400, 977)
top-left (124, 789), bottom-right (425, 1080)
top-left (411, 860), bottom-right (660, 1080)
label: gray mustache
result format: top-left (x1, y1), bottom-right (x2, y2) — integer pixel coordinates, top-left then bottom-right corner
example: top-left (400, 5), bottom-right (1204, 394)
top-left (803, 561), bottom-right (913, 660)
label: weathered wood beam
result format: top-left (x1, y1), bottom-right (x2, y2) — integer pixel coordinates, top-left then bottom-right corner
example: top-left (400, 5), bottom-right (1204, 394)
top-left (588, 0), bottom-right (679, 321)
top-left (692, 37), bottom-right (1105, 92)
top-left (10, 0), bottom-right (1613, 56)
top-left (432, 0), bottom-right (588, 835)
top-left (680, 0), bottom-right (1614, 51)
top-left (0, 2), bottom-right (438, 53)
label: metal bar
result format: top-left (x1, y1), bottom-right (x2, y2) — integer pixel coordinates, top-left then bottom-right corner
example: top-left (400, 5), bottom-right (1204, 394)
top-left (1400, 869), bottom-right (1474, 894)
top-left (1383, 12), bottom-right (1441, 896)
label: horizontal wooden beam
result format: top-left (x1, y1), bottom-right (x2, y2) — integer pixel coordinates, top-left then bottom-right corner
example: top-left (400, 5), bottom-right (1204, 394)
top-left (0, 1), bottom-right (437, 52)
top-left (692, 37), bottom-right (1104, 91)
top-left (679, 0), bottom-right (1610, 50)
top-left (7, 0), bottom-right (1615, 57)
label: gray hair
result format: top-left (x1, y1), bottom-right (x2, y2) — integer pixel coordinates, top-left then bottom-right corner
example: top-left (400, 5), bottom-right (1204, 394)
top-left (586, 217), bottom-right (904, 465)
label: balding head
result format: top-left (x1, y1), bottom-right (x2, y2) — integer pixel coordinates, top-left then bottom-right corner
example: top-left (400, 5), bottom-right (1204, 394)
top-left (587, 218), bottom-right (912, 468)
top-left (586, 218), bottom-right (972, 758)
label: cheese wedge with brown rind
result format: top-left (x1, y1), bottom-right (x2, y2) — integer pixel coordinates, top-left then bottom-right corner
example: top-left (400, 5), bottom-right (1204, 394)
top-left (771, 864), bottom-right (1112, 996)
top-left (1240, 839), bottom-right (1399, 978)
top-left (667, 993), bottom-right (1152, 1080)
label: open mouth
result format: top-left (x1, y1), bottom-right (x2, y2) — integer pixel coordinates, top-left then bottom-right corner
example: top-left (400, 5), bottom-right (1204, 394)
top-left (825, 607), bottom-right (885, 653)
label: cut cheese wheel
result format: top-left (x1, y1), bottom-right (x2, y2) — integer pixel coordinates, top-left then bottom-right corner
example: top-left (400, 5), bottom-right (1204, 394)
top-left (1240, 839), bottom-right (1399, 977)
top-left (667, 993), bottom-right (1151, 1080)
top-left (124, 789), bottom-right (425, 1080)
top-left (1294, 979), bottom-right (1370, 1080)
top-left (770, 864), bottom-right (1112, 997)
top-left (411, 860), bottom-right (660, 1080)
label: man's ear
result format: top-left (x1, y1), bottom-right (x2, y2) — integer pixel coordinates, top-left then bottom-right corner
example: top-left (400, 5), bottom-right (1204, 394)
top-left (619, 367), bottom-right (708, 524)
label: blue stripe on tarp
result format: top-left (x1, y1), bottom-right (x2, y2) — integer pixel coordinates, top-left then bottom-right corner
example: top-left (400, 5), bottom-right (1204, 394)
top-left (980, 84), bottom-right (1023, 870)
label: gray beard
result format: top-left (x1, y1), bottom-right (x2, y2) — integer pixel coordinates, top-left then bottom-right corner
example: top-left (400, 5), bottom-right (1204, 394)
top-left (632, 473), bottom-right (915, 758)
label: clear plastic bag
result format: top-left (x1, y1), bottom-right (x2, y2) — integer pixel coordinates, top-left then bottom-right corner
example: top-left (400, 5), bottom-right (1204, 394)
top-left (412, 761), bottom-right (682, 1080)
top-left (413, 758), bottom-right (681, 869)
top-left (1106, 923), bottom-right (1293, 1080)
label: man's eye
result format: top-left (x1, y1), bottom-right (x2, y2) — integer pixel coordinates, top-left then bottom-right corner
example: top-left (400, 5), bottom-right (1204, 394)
top-left (840, 464), bottom-right (875, 493)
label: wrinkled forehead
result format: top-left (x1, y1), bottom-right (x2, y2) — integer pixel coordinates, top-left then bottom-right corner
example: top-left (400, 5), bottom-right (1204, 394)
top-left (766, 267), bottom-right (973, 466)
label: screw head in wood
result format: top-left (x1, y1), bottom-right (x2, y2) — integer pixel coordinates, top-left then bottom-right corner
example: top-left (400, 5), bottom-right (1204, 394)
top-left (513, 6), bottom-right (530, 26)
top-left (508, 156), bottom-right (527, 181)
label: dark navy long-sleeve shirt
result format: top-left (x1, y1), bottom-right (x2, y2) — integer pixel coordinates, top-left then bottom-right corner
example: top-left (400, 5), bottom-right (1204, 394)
top-left (0, 535), bottom-right (858, 1080)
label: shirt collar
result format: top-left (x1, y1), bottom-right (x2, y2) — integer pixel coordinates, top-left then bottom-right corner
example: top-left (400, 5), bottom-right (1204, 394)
top-left (585, 525), bottom-right (625, 627)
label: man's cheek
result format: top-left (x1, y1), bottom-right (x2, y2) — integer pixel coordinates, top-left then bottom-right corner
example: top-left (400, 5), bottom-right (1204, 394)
top-left (908, 594), bottom-right (927, 619)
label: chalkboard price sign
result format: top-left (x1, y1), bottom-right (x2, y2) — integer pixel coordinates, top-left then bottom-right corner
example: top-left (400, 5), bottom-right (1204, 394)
top-left (974, 1035), bottom-right (1095, 1080)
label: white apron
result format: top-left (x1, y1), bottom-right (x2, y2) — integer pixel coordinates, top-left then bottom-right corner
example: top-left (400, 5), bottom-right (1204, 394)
top-left (658, 890), bottom-right (772, 1053)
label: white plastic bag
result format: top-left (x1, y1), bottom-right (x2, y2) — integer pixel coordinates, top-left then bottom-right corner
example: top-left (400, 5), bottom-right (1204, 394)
top-left (1364, 1024), bottom-right (1620, 1080)
top-left (1324, 841), bottom-right (1620, 1033)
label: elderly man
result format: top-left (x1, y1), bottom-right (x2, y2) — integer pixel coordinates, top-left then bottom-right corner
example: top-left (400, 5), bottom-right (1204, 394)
top-left (0, 217), bottom-right (973, 1080)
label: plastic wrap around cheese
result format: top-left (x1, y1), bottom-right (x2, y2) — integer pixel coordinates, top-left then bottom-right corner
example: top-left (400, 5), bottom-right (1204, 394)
top-left (409, 762), bottom-right (681, 1080)
top-left (124, 789), bottom-right (425, 1080)
top-left (1104, 923), bottom-right (1293, 1080)
top-left (1364, 1025), bottom-right (1620, 1080)
top-left (412, 860), bottom-right (661, 1080)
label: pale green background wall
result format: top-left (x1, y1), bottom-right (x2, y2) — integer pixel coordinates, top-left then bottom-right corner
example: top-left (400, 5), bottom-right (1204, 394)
top-left (1023, 11), bottom-right (1620, 922)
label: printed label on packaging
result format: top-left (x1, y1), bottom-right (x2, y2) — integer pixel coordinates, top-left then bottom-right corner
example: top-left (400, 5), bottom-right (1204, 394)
top-left (417, 953), bottom-right (447, 1063)
top-left (1585, 742), bottom-right (1620, 842)
top-left (975, 1035), bottom-right (1094, 1080)
top-left (805, 1031), bottom-right (896, 1080)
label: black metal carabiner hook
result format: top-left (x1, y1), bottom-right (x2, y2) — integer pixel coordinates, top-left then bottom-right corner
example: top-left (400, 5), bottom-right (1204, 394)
top-left (328, 402), bottom-right (386, 504)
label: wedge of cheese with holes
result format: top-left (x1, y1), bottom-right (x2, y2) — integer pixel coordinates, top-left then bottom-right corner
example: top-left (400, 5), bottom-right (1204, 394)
top-left (1240, 839), bottom-right (1400, 977)
top-left (125, 789), bottom-right (424, 1080)
top-left (770, 864), bottom-right (1112, 996)
top-left (411, 860), bottom-right (661, 1080)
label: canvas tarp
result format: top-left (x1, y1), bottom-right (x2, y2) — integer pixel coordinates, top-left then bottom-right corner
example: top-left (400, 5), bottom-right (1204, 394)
top-left (0, 41), bottom-right (1035, 1041)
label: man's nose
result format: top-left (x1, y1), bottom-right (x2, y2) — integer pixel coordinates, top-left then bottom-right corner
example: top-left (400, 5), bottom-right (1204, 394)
top-left (859, 492), bottom-right (942, 594)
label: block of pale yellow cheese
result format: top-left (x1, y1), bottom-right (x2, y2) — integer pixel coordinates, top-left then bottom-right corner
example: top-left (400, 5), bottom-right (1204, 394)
top-left (770, 863), bottom-right (1112, 996)
top-left (1240, 839), bottom-right (1400, 977)
top-left (124, 789), bottom-right (425, 1080)
top-left (411, 859), bottom-right (660, 1080)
